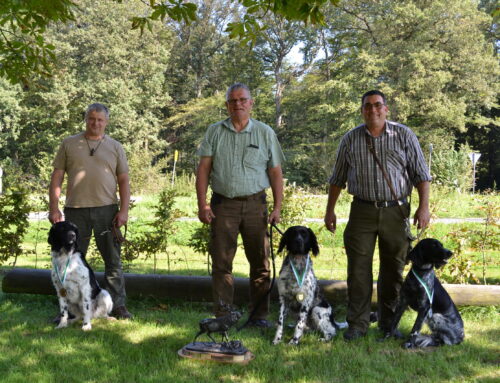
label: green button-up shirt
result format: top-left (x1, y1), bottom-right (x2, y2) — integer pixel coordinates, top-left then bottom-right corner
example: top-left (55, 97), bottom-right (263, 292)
top-left (198, 118), bottom-right (285, 198)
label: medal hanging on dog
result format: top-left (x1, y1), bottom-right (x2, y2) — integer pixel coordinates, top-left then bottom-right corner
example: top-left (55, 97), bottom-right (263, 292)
top-left (53, 255), bottom-right (71, 298)
top-left (290, 255), bottom-right (310, 303)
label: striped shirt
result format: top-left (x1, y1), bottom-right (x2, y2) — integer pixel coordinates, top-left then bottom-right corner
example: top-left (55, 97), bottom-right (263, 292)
top-left (329, 121), bottom-right (431, 201)
top-left (198, 118), bottom-right (285, 198)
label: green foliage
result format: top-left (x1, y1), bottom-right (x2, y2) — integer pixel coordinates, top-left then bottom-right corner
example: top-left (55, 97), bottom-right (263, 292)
top-left (0, 188), bottom-right (31, 265)
top-left (186, 223), bottom-right (211, 274)
top-left (278, 181), bottom-right (314, 227)
top-left (126, 188), bottom-right (181, 272)
top-left (0, 0), bottom-right (77, 85)
top-left (431, 144), bottom-right (474, 192)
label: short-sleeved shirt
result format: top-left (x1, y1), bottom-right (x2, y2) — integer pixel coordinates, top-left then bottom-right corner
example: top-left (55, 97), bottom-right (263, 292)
top-left (197, 118), bottom-right (285, 198)
top-left (53, 132), bottom-right (129, 208)
top-left (329, 121), bottom-right (431, 201)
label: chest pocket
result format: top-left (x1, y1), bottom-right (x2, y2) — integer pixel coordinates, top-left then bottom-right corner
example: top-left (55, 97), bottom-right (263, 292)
top-left (386, 149), bottom-right (406, 172)
top-left (243, 146), bottom-right (267, 169)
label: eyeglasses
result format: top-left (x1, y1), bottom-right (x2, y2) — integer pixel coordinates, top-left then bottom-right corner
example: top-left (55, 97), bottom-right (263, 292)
top-left (227, 98), bottom-right (250, 105)
top-left (362, 102), bottom-right (386, 110)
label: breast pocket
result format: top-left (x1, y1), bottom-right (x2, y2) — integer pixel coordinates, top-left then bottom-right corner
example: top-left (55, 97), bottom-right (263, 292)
top-left (386, 149), bottom-right (406, 172)
top-left (243, 146), bottom-right (267, 169)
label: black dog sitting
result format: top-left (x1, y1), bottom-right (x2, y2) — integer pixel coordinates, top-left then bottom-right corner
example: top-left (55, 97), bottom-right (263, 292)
top-left (386, 238), bottom-right (464, 348)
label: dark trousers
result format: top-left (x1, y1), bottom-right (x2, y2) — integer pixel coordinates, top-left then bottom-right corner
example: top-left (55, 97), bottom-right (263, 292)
top-left (209, 191), bottom-right (270, 319)
top-left (64, 205), bottom-right (126, 307)
top-left (343, 199), bottom-right (410, 332)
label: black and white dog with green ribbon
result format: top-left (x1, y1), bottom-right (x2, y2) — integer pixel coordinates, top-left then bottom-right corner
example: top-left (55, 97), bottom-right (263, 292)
top-left (386, 238), bottom-right (464, 348)
top-left (272, 226), bottom-right (347, 345)
top-left (49, 221), bottom-right (114, 331)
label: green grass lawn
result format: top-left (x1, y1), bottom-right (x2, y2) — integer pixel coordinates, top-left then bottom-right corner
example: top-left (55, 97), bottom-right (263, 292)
top-left (1, 187), bottom-right (499, 382)
top-left (0, 280), bottom-right (498, 383)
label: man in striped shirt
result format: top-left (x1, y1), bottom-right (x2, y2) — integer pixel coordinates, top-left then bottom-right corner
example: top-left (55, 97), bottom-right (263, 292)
top-left (324, 90), bottom-right (431, 341)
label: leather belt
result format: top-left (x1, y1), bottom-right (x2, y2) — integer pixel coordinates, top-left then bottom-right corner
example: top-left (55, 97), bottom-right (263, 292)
top-left (213, 190), bottom-right (265, 201)
top-left (354, 196), bottom-right (407, 208)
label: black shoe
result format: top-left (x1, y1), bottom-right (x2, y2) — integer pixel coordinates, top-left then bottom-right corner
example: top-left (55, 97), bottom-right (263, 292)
top-left (112, 305), bottom-right (133, 319)
top-left (247, 319), bottom-right (274, 328)
top-left (343, 328), bottom-right (366, 341)
top-left (380, 328), bottom-right (404, 340)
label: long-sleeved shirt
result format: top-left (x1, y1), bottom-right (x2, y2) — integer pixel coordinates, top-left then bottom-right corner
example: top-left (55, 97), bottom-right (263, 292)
top-left (329, 121), bottom-right (431, 201)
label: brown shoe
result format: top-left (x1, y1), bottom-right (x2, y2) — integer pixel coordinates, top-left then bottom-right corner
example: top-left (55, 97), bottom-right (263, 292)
top-left (113, 305), bottom-right (133, 320)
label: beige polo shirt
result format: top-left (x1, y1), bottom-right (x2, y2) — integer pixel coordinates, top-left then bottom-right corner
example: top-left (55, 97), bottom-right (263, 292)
top-left (53, 132), bottom-right (129, 208)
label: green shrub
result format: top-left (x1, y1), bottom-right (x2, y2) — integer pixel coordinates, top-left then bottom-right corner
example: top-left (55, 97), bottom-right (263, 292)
top-left (431, 144), bottom-right (473, 192)
top-left (0, 188), bottom-right (31, 266)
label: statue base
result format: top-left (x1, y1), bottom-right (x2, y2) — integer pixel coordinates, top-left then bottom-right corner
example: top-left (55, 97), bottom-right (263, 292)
top-left (178, 341), bottom-right (254, 364)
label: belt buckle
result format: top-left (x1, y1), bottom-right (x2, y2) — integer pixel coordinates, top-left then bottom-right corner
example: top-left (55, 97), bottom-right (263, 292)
top-left (375, 201), bottom-right (388, 208)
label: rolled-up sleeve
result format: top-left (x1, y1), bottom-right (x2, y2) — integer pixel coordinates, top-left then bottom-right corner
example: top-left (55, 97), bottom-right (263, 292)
top-left (406, 132), bottom-right (432, 186)
top-left (329, 137), bottom-right (349, 188)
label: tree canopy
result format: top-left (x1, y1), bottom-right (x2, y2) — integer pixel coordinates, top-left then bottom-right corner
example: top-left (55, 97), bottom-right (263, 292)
top-left (0, 0), bottom-right (498, 191)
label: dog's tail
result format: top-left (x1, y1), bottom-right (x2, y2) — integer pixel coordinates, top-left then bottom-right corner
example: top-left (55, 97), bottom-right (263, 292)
top-left (329, 310), bottom-right (348, 330)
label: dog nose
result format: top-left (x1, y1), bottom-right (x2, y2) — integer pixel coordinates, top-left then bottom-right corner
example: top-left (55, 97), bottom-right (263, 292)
top-left (68, 231), bottom-right (76, 242)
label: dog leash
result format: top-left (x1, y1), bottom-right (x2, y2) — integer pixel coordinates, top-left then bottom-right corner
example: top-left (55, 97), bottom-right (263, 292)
top-left (237, 222), bottom-right (281, 331)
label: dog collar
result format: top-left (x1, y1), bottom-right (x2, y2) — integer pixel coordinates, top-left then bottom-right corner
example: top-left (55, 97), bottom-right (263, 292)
top-left (290, 253), bottom-right (310, 289)
top-left (411, 269), bottom-right (434, 316)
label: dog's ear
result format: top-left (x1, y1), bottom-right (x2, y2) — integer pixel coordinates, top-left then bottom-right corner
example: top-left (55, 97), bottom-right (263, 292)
top-left (406, 242), bottom-right (419, 265)
top-left (278, 230), bottom-right (289, 254)
top-left (308, 228), bottom-right (319, 256)
top-left (48, 225), bottom-right (55, 246)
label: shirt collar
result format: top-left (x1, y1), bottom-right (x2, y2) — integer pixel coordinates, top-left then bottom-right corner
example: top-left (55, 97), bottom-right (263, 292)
top-left (222, 118), bottom-right (254, 133)
top-left (363, 120), bottom-right (391, 138)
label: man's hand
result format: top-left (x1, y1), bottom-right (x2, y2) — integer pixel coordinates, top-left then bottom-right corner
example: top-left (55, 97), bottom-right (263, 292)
top-left (268, 209), bottom-right (281, 224)
top-left (324, 210), bottom-right (337, 233)
top-left (49, 209), bottom-right (64, 224)
top-left (413, 206), bottom-right (430, 229)
top-left (113, 210), bottom-right (128, 228)
top-left (198, 204), bottom-right (215, 224)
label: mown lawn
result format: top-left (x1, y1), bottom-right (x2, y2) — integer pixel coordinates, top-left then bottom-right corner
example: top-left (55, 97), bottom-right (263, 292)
top-left (0, 278), bottom-right (499, 383)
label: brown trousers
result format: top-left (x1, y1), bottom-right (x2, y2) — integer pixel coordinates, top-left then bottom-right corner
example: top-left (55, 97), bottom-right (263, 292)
top-left (343, 199), bottom-right (410, 332)
top-left (209, 191), bottom-right (270, 319)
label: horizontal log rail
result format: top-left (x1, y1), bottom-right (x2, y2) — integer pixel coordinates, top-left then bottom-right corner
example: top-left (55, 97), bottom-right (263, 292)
top-left (2, 268), bottom-right (499, 306)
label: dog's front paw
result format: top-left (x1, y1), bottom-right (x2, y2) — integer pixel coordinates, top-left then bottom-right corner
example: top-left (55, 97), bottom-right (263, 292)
top-left (272, 337), bottom-right (282, 345)
top-left (402, 340), bottom-right (415, 349)
top-left (82, 323), bottom-right (92, 331)
top-left (56, 322), bottom-right (68, 329)
top-left (288, 338), bottom-right (300, 346)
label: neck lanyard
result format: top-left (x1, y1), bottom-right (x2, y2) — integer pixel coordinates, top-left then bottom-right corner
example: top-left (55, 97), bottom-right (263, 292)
top-left (290, 254), bottom-right (310, 288)
top-left (411, 268), bottom-right (434, 316)
top-left (54, 255), bottom-right (72, 286)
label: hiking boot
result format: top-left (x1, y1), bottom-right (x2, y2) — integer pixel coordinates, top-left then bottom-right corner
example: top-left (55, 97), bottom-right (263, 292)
top-left (379, 328), bottom-right (404, 340)
top-left (112, 305), bottom-right (133, 319)
top-left (343, 328), bottom-right (366, 341)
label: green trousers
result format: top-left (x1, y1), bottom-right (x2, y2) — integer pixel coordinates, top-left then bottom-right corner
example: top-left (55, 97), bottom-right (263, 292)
top-left (64, 204), bottom-right (126, 307)
top-left (343, 199), bottom-right (410, 332)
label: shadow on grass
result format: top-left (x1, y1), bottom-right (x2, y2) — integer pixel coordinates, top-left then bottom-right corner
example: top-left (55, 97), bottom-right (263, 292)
top-left (0, 291), bottom-right (499, 383)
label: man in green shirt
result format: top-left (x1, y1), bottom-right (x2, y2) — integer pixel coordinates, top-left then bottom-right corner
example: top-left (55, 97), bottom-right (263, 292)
top-left (196, 83), bottom-right (285, 327)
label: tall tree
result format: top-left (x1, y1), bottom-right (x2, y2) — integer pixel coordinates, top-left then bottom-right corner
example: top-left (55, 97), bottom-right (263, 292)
top-left (0, 0), bottom-right (174, 192)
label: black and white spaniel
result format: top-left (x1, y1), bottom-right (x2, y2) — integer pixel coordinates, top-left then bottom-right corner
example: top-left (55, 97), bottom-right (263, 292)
top-left (386, 238), bottom-right (464, 348)
top-left (49, 221), bottom-right (113, 331)
top-left (272, 226), bottom-right (347, 345)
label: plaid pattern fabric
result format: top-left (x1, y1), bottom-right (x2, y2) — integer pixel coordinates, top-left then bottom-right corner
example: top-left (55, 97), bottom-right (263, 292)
top-left (329, 121), bottom-right (431, 201)
top-left (198, 118), bottom-right (284, 198)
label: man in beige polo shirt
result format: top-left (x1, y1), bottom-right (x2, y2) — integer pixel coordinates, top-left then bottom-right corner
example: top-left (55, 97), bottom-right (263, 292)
top-left (49, 103), bottom-right (132, 319)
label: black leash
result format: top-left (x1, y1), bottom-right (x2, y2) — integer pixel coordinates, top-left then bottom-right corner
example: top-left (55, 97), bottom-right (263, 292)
top-left (237, 222), bottom-right (282, 331)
